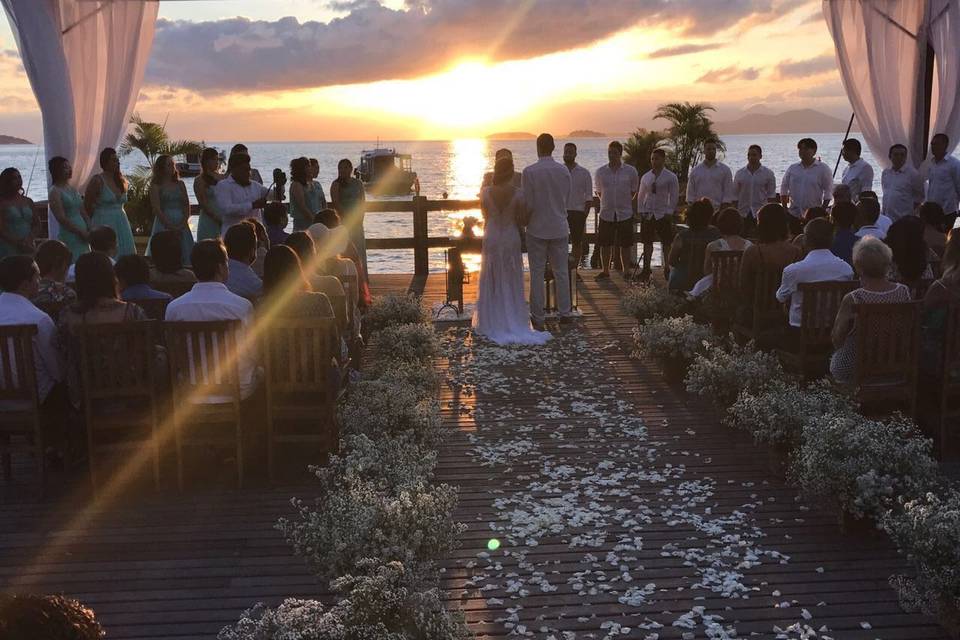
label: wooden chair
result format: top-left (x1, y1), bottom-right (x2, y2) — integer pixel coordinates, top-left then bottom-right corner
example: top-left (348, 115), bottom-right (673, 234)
top-left (77, 321), bottom-right (161, 492)
top-left (937, 304), bottom-right (960, 454)
top-left (732, 268), bottom-right (785, 348)
top-left (851, 301), bottom-right (921, 416)
top-left (125, 297), bottom-right (170, 321)
top-left (163, 320), bottom-right (245, 490)
top-left (0, 325), bottom-right (43, 489)
top-left (151, 280), bottom-right (195, 299)
top-left (339, 273), bottom-right (358, 332)
top-left (677, 237), bottom-right (712, 291)
top-left (262, 317), bottom-right (338, 483)
top-left (776, 280), bottom-right (858, 380)
top-left (710, 250), bottom-right (743, 295)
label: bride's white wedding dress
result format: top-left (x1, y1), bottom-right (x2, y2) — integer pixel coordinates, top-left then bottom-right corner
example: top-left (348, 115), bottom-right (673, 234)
top-left (472, 186), bottom-right (552, 345)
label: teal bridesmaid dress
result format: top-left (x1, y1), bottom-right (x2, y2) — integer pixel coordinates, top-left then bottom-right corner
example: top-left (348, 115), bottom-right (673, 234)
top-left (147, 183), bottom-right (195, 264)
top-left (196, 183), bottom-right (222, 241)
top-left (0, 202), bottom-right (34, 258)
top-left (91, 179), bottom-right (136, 256)
top-left (54, 186), bottom-right (90, 262)
top-left (291, 182), bottom-right (317, 232)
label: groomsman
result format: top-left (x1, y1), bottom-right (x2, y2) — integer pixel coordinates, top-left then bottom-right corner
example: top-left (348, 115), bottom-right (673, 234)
top-left (781, 137), bottom-right (833, 235)
top-left (881, 143), bottom-right (923, 222)
top-left (636, 148), bottom-right (678, 280)
top-left (840, 138), bottom-right (874, 202)
top-left (923, 133), bottom-right (960, 230)
top-left (594, 141), bottom-right (639, 281)
top-left (686, 139), bottom-right (733, 211)
top-left (732, 144), bottom-right (777, 237)
top-left (562, 143), bottom-right (593, 269)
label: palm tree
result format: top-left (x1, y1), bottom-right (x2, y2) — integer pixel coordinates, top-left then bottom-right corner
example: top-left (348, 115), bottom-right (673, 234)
top-left (653, 102), bottom-right (725, 187)
top-left (624, 128), bottom-right (667, 176)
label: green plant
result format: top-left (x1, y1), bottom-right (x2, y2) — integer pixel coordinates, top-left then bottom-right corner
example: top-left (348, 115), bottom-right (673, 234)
top-left (623, 128), bottom-right (667, 176)
top-left (653, 101), bottom-right (725, 188)
top-left (364, 294), bottom-right (429, 334)
top-left (620, 284), bottom-right (686, 322)
top-left (631, 314), bottom-right (714, 363)
top-left (684, 341), bottom-right (788, 409)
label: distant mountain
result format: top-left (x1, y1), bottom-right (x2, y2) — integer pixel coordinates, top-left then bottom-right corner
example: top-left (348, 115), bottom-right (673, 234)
top-left (0, 134), bottom-right (31, 145)
top-left (715, 109), bottom-right (854, 135)
top-left (568, 129), bottom-right (606, 138)
top-left (487, 132), bottom-right (535, 140)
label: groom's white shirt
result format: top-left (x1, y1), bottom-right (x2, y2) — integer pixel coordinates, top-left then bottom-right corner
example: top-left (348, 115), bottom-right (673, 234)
top-left (522, 156), bottom-right (571, 239)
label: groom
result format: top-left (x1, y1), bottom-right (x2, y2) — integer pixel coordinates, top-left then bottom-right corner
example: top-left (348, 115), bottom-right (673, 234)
top-left (522, 133), bottom-right (572, 331)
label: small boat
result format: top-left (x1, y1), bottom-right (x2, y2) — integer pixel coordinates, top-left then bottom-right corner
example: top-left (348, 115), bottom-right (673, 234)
top-left (357, 147), bottom-right (418, 195)
top-left (176, 148), bottom-right (225, 177)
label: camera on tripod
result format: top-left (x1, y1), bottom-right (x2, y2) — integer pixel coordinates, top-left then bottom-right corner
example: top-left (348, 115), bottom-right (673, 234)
top-left (272, 168), bottom-right (287, 202)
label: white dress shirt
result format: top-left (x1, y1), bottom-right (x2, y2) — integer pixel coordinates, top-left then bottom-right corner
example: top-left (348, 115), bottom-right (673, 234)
top-left (66, 255), bottom-right (115, 283)
top-left (164, 282), bottom-right (259, 401)
top-left (565, 163), bottom-right (593, 213)
top-left (636, 168), bottom-right (679, 219)
top-left (0, 292), bottom-right (61, 402)
top-left (733, 164), bottom-right (777, 217)
top-left (595, 163), bottom-right (640, 223)
top-left (841, 158), bottom-right (874, 201)
top-left (214, 175), bottom-right (270, 234)
top-left (776, 249), bottom-right (854, 327)
top-left (881, 164), bottom-right (923, 220)
top-left (855, 223), bottom-right (887, 240)
top-left (923, 154), bottom-right (960, 214)
top-left (781, 161), bottom-right (834, 218)
top-left (686, 161), bottom-right (733, 208)
top-left (521, 157), bottom-right (571, 240)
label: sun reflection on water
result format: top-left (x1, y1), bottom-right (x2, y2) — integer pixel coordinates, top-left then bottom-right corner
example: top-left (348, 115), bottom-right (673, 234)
top-left (447, 138), bottom-right (489, 274)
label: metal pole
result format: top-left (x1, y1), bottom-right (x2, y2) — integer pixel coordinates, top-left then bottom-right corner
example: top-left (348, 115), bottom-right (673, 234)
top-left (833, 112), bottom-right (856, 178)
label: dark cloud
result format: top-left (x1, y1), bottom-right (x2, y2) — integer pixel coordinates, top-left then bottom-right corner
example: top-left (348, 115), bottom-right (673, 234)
top-left (146, 0), bottom-right (782, 94)
top-left (774, 53), bottom-right (836, 79)
top-left (696, 65), bottom-right (759, 83)
top-left (647, 43), bottom-right (725, 59)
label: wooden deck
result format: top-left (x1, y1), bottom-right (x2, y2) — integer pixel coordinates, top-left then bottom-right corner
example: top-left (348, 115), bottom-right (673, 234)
top-left (0, 272), bottom-right (948, 639)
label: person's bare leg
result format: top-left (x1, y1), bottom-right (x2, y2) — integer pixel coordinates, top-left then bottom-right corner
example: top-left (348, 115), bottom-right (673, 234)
top-left (600, 245), bottom-right (611, 275)
top-left (619, 246), bottom-right (632, 276)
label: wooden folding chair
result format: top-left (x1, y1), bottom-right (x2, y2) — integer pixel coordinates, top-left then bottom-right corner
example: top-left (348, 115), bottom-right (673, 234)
top-left (776, 280), bottom-right (858, 381)
top-left (262, 317), bottom-right (338, 483)
top-left (677, 237), bottom-right (712, 291)
top-left (710, 250), bottom-right (743, 295)
top-left (0, 325), bottom-right (43, 489)
top-left (163, 320), bottom-right (244, 490)
top-left (732, 268), bottom-right (785, 348)
top-left (77, 321), bottom-right (161, 493)
top-left (852, 301), bottom-right (921, 416)
top-left (937, 304), bottom-right (960, 455)
top-left (125, 297), bottom-right (170, 321)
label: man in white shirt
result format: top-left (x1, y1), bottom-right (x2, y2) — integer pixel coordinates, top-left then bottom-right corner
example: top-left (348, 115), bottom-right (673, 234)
top-left (840, 138), bottom-right (874, 202)
top-left (215, 152), bottom-right (270, 235)
top-left (686, 139), bottom-right (733, 211)
top-left (776, 218), bottom-right (854, 328)
top-left (855, 197), bottom-right (887, 240)
top-left (165, 240), bottom-right (261, 400)
top-left (923, 133), bottom-right (960, 229)
top-left (594, 140), bottom-right (640, 281)
top-left (562, 143), bottom-right (594, 269)
top-left (881, 143), bottom-right (923, 222)
top-left (732, 144), bottom-right (777, 237)
top-left (636, 148), bottom-right (678, 280)
top-left (522, 134), bottom-right (572, 330)
top-left (781, 137), bottom-right (834, 236)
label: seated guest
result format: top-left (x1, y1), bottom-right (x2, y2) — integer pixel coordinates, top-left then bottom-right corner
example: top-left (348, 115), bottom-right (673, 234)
top-left (115, 255), bottom-right (171, 301)
top-left (689, 207), bottom-right (751, 298)
top-left (859, 191), bottom-right (893, 234)
top-left (32, 239), bottom-right (76, 321)
top-left (919, 201), bottom-right (947, 258)
top-left (165, 239), bottom-right (260, 400)
top-left (830, 236), bottom-right (911, 383)
top-left (264, 201), bottom-right (290, 248)
top-left (922, 229), bottom-right (960, 373)
top-left (885, 215), bottom-right (935, 285)
top-left (830, 202), bottom-right (859, 266)
top-left (149, 229), bottom-right (198, 287)
top-left (262, 245), bottom-right (335, 319)
top-left (776, 217), bottom-right (854, 329)
top-left (855, 197), bottom-right (886, 240)
top-left (224, 221), bottom-right (263, 300)
top-left (246, 217), bottom-right (270, 277)
top-left (67, 225), bottom-right (116, 282)
top-left (667, 199), bottom-right (721, 291)
top-left (312, 209), bottom-right (373, 308)
top-left (740, 203), bottom-right (803, 294)
top-left (792, 206), bottom-right (829, 251)
top-left (0, 594), bottom-right (104, 640)
top-left (831, 183), bottom-right (852, 207)
top-left (285, 231), bottom-right (354, 332)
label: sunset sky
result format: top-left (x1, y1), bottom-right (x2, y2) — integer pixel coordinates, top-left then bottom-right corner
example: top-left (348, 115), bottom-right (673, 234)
top-left (0, 0), bottom-right (850, 142)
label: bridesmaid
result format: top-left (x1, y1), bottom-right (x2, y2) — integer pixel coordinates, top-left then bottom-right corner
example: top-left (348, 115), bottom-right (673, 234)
top-left (288, 156), bottom-right (315, 232)
top-left (194, 147), bottom-right (224, 241)
top-left (308, 158), bottom-right (327, 211)
top-left (330, 158), bottom-right (368, 273)
top-left (84, 147), bottom-right (136, 256)
top-left (48, 156), bottom-right (90, 262)
top-left (146, 155), bottom-right (194, 264)
top-left (0, 168), bottom-right (37, 259)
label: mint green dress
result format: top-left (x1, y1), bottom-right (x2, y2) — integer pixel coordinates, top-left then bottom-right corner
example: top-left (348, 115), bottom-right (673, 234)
top-left (197, 181), bottom-right (222, 242)
top-left (291, 182), bottom-right (317, 232)
top-left (0, 202), bottom-right (34, 258)
top-left (147, 183), bottom-right (195, 264)
top-left (91, 179), bottom-right (135, 256)
top-left (308, 180), bottom-right (327, 213)
top-left (53, 186), bottom-right (89, 262)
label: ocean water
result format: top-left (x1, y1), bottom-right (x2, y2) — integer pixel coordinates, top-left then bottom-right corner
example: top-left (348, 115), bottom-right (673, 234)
top-left (0, 134), bottom-right (935, 273)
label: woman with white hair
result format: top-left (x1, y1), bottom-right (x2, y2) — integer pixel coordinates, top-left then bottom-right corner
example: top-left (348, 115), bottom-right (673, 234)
top-left (829, 235), bottom-right (911, 382)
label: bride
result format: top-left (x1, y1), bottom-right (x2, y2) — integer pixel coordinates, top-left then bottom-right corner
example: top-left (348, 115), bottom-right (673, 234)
top-left (472, 156), bottom-right (552, 345)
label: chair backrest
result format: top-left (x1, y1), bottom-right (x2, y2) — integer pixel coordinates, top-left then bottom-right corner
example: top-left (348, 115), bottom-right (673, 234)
top-left (797, 280), bottom-right (859, 345)
top-left (0, 324), bottom-right (39, 407)
top-left (163, 320), bottom-right (242, 401)
top-left (853, 301), bottom-right (921, 386)
top-left (940, 303), bottom-right (960, 389)
top-left (263, 317), bottom-right (337, 396)
top-left (908, 278), bottom-right (935, 300)
top-left (750, 268), bottom-right (784, 330)
top-left (152, 280), bottom-right (195, 299)
top-left (339, 273), bottom-right (358, 328)
top-left (77, 321), bottom-right (158, 402)
top-left (125, 297), bottom-right (170, 321)
top-left (683, 237), bottom-right (712, 290)
top-left (711, 250), bottom-right (743, 293)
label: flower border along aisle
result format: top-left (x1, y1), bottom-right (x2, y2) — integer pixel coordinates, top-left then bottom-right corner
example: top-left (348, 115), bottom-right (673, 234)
top-left (219, 294), bottom-right (471, 640)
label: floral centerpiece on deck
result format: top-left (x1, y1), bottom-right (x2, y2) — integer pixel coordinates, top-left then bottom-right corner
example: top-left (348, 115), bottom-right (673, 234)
top-left (684, 340), bottom-right (788, 409)
top-left (631, 314), bottom-right (714, 382)
top-left (620, 283), bottom-right (687, 323)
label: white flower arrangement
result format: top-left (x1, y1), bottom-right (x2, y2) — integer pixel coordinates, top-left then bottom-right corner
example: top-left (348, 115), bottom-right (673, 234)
top-left (631, 314), bottom-right (714, 363)
top-left (684, 340), bottom-right (789, 409)
top-left (338, 379), bottom-right (443, 448)
top-left (314, 432), bottom-right (437, 494)
top-left (372, 323), bottom-right (440, 367)
top-left (364, 293), bottom-right (429, 335)
top-left (724, 380), bottom-right (854, 448)
top-left (620, 284), bottom-right (686, 323)
top-left (790, 413), bottom-right (939, 519)
top-left (368, 361), bottom-right (440, 401)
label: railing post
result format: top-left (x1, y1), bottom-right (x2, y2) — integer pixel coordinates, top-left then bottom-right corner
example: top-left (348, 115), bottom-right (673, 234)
top-left (413, 195), bottom-right (429, 275)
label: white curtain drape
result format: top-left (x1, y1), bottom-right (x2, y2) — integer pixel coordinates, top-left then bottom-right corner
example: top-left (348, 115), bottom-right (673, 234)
top-left (824, 0), bottom-right (960, 170)
top-left (1, 0), bottom-right (158, 237)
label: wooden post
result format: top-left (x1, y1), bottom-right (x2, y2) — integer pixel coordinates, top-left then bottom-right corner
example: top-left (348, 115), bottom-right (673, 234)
top-left (413, 195), bottom-right (428, 275)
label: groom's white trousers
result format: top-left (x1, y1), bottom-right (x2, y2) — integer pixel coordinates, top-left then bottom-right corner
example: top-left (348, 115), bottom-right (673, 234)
top-left (527, 233), bottom-right (571, 325)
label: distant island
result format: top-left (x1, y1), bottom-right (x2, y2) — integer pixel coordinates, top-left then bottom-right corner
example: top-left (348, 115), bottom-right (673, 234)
top-left (0, 134), bottom-right (32, 145)
top-left (487, 132), bottom-right (535, 140)
top-left (567, 130), bottom-right (606, 138)
top-left (715, 109), bottom-right (857, 135)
